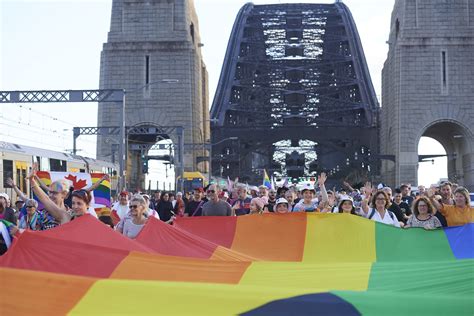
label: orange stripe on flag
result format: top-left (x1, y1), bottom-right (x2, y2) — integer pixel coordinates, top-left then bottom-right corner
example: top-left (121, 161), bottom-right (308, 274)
top-left (230, 213), bottom-right (307, 261)
top-left (0, 267), bottom-right (96, 316)
top-left (210, 245), bottom-right (257, 261)
top-left (110, 252), bottom-right (251, 284)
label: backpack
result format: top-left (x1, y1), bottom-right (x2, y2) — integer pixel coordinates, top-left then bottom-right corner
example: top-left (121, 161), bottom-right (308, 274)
top-left (368, 208), bottom-right (395, 221)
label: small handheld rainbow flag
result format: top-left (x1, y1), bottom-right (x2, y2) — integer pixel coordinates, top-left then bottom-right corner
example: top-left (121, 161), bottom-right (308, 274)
top-left (263, 169), bottom-right (272, 189)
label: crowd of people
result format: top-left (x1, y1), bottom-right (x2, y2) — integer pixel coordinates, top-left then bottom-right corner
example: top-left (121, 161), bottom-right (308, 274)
top-left (1, 164), bottom-right (473, 255)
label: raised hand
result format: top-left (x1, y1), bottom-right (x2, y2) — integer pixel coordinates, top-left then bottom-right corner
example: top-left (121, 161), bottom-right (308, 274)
top-left (427, 188), bottom-right (435, 198)
top-left (317, 172), bottom-right (327, 186)
top-left (27, 162), bottom-right (38, 180)
top-left (363, 182), bottom-right (373, 198)
top-left (6, 177), bottom-right (15, 188)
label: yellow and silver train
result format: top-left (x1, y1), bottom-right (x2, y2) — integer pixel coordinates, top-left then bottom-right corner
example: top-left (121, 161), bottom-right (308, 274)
top-left (0, 141), bottom-right (118, 201)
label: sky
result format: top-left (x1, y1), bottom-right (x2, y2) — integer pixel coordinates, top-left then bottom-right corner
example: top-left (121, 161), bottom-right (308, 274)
top-left (0, 0), bottom-right (447, 188)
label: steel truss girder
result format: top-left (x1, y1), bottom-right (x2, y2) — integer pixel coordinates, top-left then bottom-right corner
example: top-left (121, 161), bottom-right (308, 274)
top-left (74, 125), bottom-right (181, 137)
top-left (235, 57), bottom-right (355, 71)
top-left (0, 89), bottom-right (123, 103)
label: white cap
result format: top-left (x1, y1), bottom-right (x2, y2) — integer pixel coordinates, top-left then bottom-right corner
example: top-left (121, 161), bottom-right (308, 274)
top-left (275, 197), bottom-right (289, 206)
top-left (300, 183), bottom-right (316, 193)
top-left (0, 192), bottom-right (10, 201)
top-left (338, 195), bottom-right (353, 206)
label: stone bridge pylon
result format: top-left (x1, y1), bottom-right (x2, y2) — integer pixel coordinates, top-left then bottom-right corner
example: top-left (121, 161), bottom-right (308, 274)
top-left (96, 0), bottom-right (209, 189)
top-left (380, 0), bottom-right (474, 190)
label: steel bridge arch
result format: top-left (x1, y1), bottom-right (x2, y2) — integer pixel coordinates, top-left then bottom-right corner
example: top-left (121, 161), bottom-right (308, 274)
top-left (210, 2), bottom-right (380, 184)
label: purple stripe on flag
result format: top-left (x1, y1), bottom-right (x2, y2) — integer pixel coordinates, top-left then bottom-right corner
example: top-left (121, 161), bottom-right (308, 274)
top-left (94, 197), bottom-right (111, 207)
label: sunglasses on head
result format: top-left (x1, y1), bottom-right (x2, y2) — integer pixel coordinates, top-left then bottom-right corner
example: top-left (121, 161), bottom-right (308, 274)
top-left (72, 189), bottom-right (88, 197)
top-left (26, 205), bottom-right (35, 208)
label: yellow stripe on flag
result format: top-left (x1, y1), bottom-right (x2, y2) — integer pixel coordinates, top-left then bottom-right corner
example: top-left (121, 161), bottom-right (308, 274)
top-left (303, 213), bottom-right (376, 263)
top-left (239, 261), bottom-right (372, 291)
top-left (70, 279), bottom-right (312, 315)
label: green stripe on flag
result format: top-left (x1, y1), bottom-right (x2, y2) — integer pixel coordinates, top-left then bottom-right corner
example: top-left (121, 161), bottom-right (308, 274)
top-left (375, 224), bottom-right (456, 262)
top-left (333, 288), bottom-right (474, 316)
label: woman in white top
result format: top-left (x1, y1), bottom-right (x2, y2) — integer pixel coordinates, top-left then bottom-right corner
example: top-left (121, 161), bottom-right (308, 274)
top-left (334, 195), bottom-right (358, 215)
top-left (116, 195), bottom-right (148, 239)
top-left (294, 173), bottom-right (328, 212)
top-left (361, 183), bottom-right (400, 227)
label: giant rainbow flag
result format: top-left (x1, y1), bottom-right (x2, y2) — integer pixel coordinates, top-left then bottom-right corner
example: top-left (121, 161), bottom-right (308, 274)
top-left (1, 213), bottom-right (473, 315)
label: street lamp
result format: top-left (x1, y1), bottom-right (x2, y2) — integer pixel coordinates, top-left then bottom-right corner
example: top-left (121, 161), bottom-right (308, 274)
top-left (209, 136), bottom-right (238, 183)
top-left (119, 79), bottom-right (179, 191)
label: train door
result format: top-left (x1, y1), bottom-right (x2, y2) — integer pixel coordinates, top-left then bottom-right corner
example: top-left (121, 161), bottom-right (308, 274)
top-left (2, 159), bottom-right (14, 190)
top-left (15, 161), bottom-right (28, 194)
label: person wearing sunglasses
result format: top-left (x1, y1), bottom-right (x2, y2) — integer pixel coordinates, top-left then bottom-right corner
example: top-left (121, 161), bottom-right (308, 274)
top-left (184, 188), bottom-right (205, 217)
top-left (361, 183), bottom-right (400, 227)
top-left (202, 184), bottom-right (232, 216)
top-left (116, 195), bottom-right (148, 239)
top-left (405, 196), bottom-right (441, 229)
top-left (18, 199), bottom-right (42, 231)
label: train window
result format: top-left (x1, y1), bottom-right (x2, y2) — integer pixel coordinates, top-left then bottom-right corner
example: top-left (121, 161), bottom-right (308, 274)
top-left (2, 159), bottom-right (13, 188)
top-left (34, 156), bottom-right (41, 169)
top-left (40, 157), bottom-right (50, 171)
top-left (50, 159), bottom-right (67, 172)
top-left (15, 169), bottom-right (26, 192)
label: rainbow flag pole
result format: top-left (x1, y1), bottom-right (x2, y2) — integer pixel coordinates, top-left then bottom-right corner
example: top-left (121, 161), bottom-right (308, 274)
top-left (263, 169), bottom-right (272, 189)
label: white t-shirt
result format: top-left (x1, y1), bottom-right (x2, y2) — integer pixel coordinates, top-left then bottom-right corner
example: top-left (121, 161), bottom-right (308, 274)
top-left (293, 200), bottom-right (319, 212)
top-left (147, 208), bottom-right (160, 219)
top-left (87, 207), bottom-right (98, 218)
top-left (116, 217), bottom-right (146, 239)
top-left (112, 202), bottom-right (129, 220)
top-left (365, 208), bottom-right (400, 227)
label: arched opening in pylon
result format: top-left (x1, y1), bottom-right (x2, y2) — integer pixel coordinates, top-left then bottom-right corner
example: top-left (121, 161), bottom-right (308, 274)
top-left (418, 120), bottom-right (472, 188)
top-left (145, 139), bottom-right (175, 192)
top-left (417, 137), bottom-right (447, 187)
top-left (126, 123), bottom-right (175, 191)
